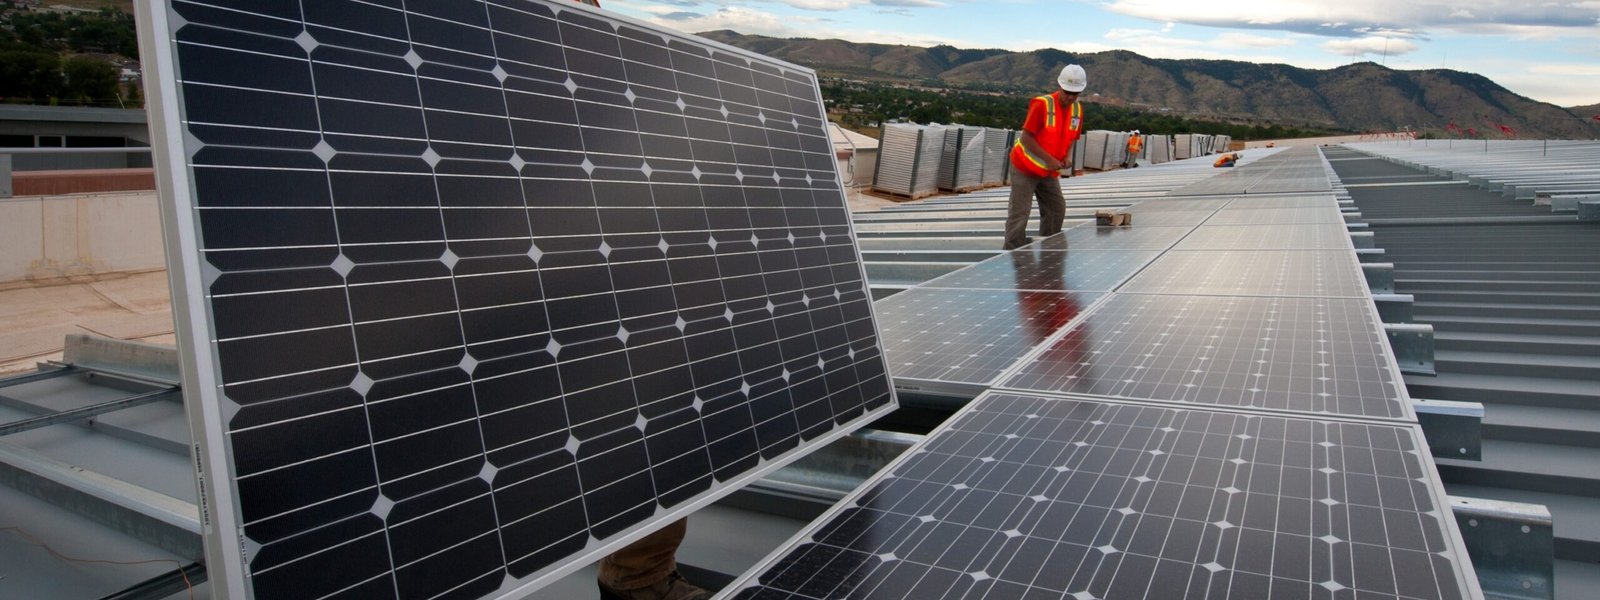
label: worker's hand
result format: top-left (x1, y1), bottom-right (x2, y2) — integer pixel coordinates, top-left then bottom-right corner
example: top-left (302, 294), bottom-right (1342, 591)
top-left (1046, 158), bottom-right (1064, 172)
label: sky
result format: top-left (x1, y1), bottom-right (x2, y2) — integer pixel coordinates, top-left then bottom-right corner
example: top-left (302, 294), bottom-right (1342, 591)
top-left (600, 0), bottom-right (1600, 108)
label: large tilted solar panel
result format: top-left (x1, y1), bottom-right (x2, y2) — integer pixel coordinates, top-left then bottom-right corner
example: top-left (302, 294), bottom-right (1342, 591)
top-left (727, 392), bottom-right (1480, 600)
top-left (1173, 224), bottom-right (1353, 251)
top-left (1120, 250), bottom-right (1368, 298)
top-left (999, 294), bottom-right (1411, 421)
top-left (922, 247), bottom-right (1162, 292)
top-left (876, 287), bottom-right (1101, 391)
top-left (137, 1), bottom-right (896, 597)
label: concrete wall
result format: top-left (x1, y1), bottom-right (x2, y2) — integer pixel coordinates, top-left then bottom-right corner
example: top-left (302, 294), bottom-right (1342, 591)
top-left (0, 191), bottom-right (165, 283)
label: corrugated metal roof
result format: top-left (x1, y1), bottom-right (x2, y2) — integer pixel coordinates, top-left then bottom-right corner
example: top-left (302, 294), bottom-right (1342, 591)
top-left (1329, 142), bottom-right (1600, 598)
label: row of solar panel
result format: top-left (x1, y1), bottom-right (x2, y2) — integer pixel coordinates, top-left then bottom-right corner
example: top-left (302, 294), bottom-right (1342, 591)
top-left (731, 147), bottom-right (1478, 599)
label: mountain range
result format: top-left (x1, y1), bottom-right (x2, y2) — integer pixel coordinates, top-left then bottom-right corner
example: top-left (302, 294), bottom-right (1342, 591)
top-left (701, 31), bottom-right (1600, 140)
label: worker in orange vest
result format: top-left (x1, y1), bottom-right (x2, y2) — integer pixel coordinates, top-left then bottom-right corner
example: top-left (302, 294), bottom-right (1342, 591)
top-left (1124, 131), bottom-right (1143, 168)
top-left (1004, 64), bottom-right (1087, 250)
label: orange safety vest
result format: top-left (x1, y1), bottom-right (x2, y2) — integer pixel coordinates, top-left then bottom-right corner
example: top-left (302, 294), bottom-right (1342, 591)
top-left (1010, 93), bottom-right (1083, 178)
top-left (1127, 135), bottom-right (1143, 154)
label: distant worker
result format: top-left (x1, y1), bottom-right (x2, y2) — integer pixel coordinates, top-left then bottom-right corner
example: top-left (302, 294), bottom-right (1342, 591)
top-left (1214, 152), bottom-right (1241, 168)
top-left (1124, 130), bottom-right (1143, 168)
top-left (1004, 64), bottom-right (1087, 250)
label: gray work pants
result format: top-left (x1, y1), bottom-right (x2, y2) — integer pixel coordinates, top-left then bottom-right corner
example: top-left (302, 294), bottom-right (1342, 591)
top-left (1003, 164), bottom-right (1065, 250)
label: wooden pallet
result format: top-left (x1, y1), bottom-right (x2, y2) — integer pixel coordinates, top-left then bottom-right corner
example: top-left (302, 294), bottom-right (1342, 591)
top-left (866, 188), bottom-right (939, 202)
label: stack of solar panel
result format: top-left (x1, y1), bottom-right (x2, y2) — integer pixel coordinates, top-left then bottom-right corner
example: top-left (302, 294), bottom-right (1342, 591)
top-left (873, 123), bottom-right (945, 197)
top-left (937, 125), bottom-right (987, 191)
top-left (1081, 130), bottom-right (1112, 170)
top-left (1147, 134), bottom-right (1173, 163)
top-left (1070, 135), bottom-right (1086, 173)
top-left (981, 127), bottom-right (1011, 186)
top-left (1176, 133), bottom-right (1208, 159)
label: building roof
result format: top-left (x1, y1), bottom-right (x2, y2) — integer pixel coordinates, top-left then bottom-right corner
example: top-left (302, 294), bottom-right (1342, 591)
top-left (0, 105), bottom-right (147, 125)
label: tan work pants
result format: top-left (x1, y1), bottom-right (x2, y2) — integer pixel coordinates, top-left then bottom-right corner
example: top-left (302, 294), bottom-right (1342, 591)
top-left (598, 518), bottom-right (686, 590)
top-left (1004, 164), bottom-right (1066, 250)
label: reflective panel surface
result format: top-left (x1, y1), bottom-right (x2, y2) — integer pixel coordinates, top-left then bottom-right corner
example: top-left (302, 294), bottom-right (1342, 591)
top-left (924, 248), bottom-right (1161, 292)
top-left (731, 392), bottom-right (1475, 600)
top-left (1120, 251), bottom-right (1367, 298)
top-left (877, 287), bottom-right (1101, 386)
top-left (1000, 295), bottom-right (1408, 420)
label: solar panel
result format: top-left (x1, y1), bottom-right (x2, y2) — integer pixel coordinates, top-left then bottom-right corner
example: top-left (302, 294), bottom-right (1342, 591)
top-left (1041, 225), bottom-right (1196, 251)
top-left (1168, 148), bottom-right (1333, 197)
top-left (999, 294), bottom-right (1409, 421)
top-left (1119, 251), bottom-right (1368, 298)
top-left (1205, 206), bottom-right (1345, 226)
top-left (1130, 198), bottom-right (1232, 211)
top-left (729, 392), bottom-right (1479, 600)
top-left (876, 288), bottom-right (1101, 393)
top-left (921, 247), bottom-right (1162, 292)
top-left (1173, 225), bottom-right (1353, 251)
top-left (1109, 209), bottom-right (1217, 227)
top-left (1223, 196), bottom-right (1341, 210)
top-left (137, 1), bottom-right (896, 597)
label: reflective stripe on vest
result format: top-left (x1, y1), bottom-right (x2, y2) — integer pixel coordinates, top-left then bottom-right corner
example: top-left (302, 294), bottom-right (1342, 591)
top-left (1013, 139), bottom-right (1050, 171)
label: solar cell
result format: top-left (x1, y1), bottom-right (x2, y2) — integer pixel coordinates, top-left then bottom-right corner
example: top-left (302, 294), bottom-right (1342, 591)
top-left (922, 248), bottom-right (1161, 292)
top-left (1129, 198), bottom-right (1232, 212)
top-left (1222, 196), bottom-right (1342, 210)
top-left (1173, 225), bottom-right (1353, 251)
top-left (1119, 251), bottom-right (1368, 298)
top-left (1039, 225), bottom-right (1196, 251)
top-left (1105, 210), bottom-right (1216, 227)
top-left (1204, 206), bottom-right (1346, 226)
top-left (138, 1), bottom-right (895, 596)
top-left (876, 287), bottom-right (1102, 391)
top-left (998, 294), bottom-right (1409, 421)
top-left (729, 392), bottom-right (1478, 600)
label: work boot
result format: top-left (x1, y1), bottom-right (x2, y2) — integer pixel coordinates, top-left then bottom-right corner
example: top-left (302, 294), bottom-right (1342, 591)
top-left (598, 571), bottom-right (708, 600)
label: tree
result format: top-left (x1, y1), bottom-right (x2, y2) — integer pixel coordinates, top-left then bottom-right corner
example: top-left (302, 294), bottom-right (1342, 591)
top-left (61, 56), bottom-right (120, 106)
top-left (0, 48), bottom-right (62, 103)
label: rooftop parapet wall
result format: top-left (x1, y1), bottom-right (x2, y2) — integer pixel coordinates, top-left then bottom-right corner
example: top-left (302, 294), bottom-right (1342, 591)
top-left (0, 191), bottom-right (165, 284)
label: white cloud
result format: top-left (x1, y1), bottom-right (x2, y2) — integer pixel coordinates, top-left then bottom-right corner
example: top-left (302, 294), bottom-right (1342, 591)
top-left (1103, 0), bottom-right (1600, 37)
top-left (640, 4), bottom-right (812, 36)
top-left (781, 0), bottom-right (860, 10)
top-left (1450, 58), bottom-right (1600, 105)
top-left (613, 1), bottom-right (987, 47)
top-left (1322, 36), bottom-right (1421, 57)
top-left (1095, 28), bottom-right (1299, 61)
top-left (1216, 32), bottom-right (1298, 47)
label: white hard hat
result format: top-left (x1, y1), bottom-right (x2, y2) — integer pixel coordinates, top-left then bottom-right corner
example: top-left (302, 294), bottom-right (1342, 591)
top-left (1058, 64), bottom-right (1087, 93)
